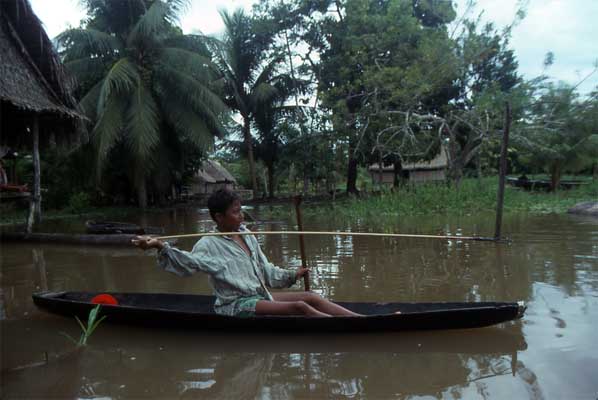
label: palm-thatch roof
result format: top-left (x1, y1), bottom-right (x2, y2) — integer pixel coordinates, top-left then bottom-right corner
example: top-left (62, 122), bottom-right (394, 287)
top-left (369, 145), bottom-right (448, 172)
top-left (0, 0), bottom-right (79, 118)
top-left (194, 168), bottom-right (217, 184)
top-left (200, 160), bottom-right (237, 184)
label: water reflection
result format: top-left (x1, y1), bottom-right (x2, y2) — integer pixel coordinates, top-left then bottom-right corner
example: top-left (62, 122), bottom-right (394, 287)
top-left (2, 323), bottom-right (528, 399)
top-left (1, 209), bottom-right (597, 398)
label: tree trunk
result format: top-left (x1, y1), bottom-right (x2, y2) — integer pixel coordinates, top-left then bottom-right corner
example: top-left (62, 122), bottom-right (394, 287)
top-left (453, 166), bottom-right (463, 190)
top-left (27, 115), bottom-right (41, 233)
top-left (346, 141), bottom-right (358, 194)
top-left (267, 162), bottom-right (275, 199)
top-left (243, 116), bottom-right (258, 195)
top-left (476, 152), bottom-right (482, 184)
top-left (302, 168), bottom-right (309, 196)
top-left (346, 157), bottom-right (358, 194)
top-left (393, 160), bottom-right (403, 188)
top-left (378, 149), bottom-right (384, 190)
top-left (550, 162), bottom-right (562, 192)
top-left (137, 179), bottom-right (147, 209)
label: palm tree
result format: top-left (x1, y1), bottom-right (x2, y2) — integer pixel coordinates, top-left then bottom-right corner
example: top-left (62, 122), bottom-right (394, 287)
top-left (254, 104), bottom-right (296, 199)
top-left (210, 9), bottom-right (285, 195)
top-left (57, 0), bottom-right (228, 207)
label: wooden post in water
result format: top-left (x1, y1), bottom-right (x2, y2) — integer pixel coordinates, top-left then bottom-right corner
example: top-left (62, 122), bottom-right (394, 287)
top-left (27, 115), bottom-right (41, 233)
top-left (495, 102), bottom-right (512, 240)
top-left (293, 195), bottom-right (310, 291)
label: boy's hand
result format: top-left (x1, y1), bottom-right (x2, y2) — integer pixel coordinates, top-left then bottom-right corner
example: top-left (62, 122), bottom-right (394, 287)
top-left (132, 235), bottom-right (164, 251)
top-left (295, 266), bottom-right (310, 280)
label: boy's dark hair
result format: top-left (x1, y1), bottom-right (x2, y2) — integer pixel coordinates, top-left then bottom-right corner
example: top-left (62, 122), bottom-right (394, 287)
top-left (207, 189), bottom-right (241, 219)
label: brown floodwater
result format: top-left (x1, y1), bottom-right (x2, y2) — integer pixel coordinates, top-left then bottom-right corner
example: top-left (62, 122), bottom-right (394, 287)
top-left (1, 206), bottom-right (597, 399)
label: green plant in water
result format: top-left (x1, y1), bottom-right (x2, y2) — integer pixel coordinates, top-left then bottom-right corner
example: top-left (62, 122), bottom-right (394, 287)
top-left (62, 304), bottom-right (106, 346)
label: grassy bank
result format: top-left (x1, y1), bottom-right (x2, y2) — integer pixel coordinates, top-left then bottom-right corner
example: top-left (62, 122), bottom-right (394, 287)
top-left (2, 177), bottom-right (595, 226)
top-left (269, 177), bottom-right (598, 220)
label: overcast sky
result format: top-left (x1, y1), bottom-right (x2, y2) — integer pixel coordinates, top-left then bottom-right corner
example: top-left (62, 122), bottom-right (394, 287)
top-left (30, 0), bottom-right (597, 95)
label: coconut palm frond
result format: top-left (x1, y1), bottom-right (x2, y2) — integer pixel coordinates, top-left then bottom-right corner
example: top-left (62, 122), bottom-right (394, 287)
top-left (97, 58), bottom-right (139, 112)
top-left (219, 9), bottom-right (265, 84)
top-left (56, 28), bottom-right (122, 61)
top-left (252, 56), bottom-right (283, 88)
top-left (163, 34), bottom-right (211, 56)
top-left (163, 0), bottom-right (190, 19)
top-left (65, 56), bottom-right (107, 84)
top-left (93, 94), bottom-right (127, 175)
top-left (159, 48), bottom-right (214, 78)
top-left (270, 73), bottom-right (303, 98)
top-left (128, 0), bottom-right (188, 45)
top-left (155, 76), bottom-right (225, 141)
top-left (205, 36), bottom-right (230, 70)
top-left (157, 66), bottom-right (228, 117)
top-left (250, 82), bottom-right (279, 106)
top-left (79, 79), bottom-right (104, 121)
top-left (161, 98), bottom-right (216, 149)
top-left (126, 82), bottom-right (161, 166)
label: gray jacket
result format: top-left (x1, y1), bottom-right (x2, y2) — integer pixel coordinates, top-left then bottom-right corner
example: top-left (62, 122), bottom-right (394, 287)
top-left (157, 225), bottom-right (298, 315)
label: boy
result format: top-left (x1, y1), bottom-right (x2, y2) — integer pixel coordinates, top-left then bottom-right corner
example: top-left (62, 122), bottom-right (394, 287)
top-left (133, 189), bottom-right (361, 317)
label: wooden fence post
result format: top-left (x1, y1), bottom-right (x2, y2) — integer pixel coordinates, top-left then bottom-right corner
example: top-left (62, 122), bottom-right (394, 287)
top-left (27, 115), bottom-right (41, 233)
top-left (495, 102), bottom-right (512, 240)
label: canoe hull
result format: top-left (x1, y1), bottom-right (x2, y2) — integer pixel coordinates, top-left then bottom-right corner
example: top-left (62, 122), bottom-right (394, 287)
top-left (85, 221), bottom-right (164, 235)
top-left (33, 291), bottom-right (524, 333)
top-left (506, 177), bottom-right (589, 191)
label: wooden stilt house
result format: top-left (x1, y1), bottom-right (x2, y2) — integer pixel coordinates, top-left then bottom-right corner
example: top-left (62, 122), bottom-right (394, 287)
top-left (0, 0), bottom-right (83, 231)
top-left (368, 145), bottom-right (449, 186)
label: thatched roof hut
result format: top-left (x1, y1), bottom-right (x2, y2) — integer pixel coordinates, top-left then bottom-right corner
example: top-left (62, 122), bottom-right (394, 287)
top-left (201, 160), bottom-right (237, 184)
top-left (190, 160), bottom-right (238, 195)
top-left (368, 145), bottom-right (449, 185)
top-left (0, 0), bottom-right (82, 147)
top-left (0, 0), bottom-right (83, 231)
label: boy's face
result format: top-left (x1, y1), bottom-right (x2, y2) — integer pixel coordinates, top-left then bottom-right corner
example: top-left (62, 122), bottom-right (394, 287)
top-left (215, 200), bottom-right (244, 231)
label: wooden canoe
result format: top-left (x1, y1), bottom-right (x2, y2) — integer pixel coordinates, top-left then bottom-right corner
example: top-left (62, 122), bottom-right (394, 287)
top-left (32, 291), bottom-right (525, 333)
top-left (506, 177), bottom-right (589, 191)
top-left (0, 232), bottom-right (151, 246)
top-left (85, 220), bottom-right (164, 235)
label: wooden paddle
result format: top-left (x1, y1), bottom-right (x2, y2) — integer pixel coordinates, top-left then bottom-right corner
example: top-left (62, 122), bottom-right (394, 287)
top-left (293, 195), bottom-right (310, 291)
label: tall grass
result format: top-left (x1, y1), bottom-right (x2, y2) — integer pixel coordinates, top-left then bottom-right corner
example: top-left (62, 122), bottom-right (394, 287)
top-left (270, 177), bottom-right (597, 220)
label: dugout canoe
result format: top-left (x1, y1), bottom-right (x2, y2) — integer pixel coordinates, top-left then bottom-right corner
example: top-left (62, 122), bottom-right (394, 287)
top-left (85, 220), bottom-right (164, 235)
top-left (33, 291), bottom-right (526, 333)
top-left (506, 177), bottom-right (589, 191)
top-left (0, 232), bottom-right (174, 246)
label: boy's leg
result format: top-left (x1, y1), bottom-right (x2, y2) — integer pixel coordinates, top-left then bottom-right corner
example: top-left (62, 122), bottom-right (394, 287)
top-left (255, 299), bottom-right (330, 317)
top-left (271, 292), bottom-right (362, 316)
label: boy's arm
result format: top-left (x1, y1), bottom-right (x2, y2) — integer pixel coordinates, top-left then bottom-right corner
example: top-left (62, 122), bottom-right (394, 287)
top-left (133, 236), bottom-right (221, 277)
top-left (160, 241), bottom-right (225, 277)
top-left (256, 244), bottom-right (298, 288)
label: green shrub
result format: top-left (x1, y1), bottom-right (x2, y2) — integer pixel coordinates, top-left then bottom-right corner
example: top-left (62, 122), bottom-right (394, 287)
top-left (66, 192), bottom-right (92, 214)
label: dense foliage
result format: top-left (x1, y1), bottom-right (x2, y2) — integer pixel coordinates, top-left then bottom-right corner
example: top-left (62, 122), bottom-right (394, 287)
top-left (14, 0), bottom-right (596, 211)
top-left (56, 0), bottom-right (227, 207)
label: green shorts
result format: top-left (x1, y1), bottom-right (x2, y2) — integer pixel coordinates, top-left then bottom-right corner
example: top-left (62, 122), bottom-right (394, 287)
top-left (236, 295), bottom-right (267, 318)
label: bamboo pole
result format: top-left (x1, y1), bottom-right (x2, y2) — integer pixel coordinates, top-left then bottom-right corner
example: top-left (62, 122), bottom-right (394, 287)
top-left (156, 231), bottom-right (497, 242)
top-left (293, 195), bottom-right (310, 291)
